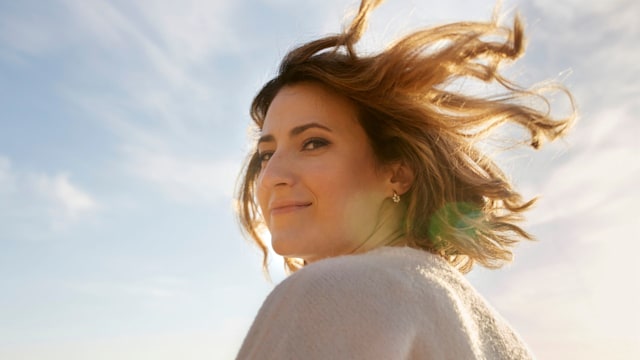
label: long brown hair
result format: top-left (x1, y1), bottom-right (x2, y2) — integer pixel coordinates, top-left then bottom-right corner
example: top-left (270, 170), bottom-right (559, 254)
top-left (237, 0), bottom-right (576, 274)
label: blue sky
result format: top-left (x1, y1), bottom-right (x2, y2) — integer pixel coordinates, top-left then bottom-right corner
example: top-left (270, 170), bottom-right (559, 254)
top-left (1, 0), bottom-right (638, 358)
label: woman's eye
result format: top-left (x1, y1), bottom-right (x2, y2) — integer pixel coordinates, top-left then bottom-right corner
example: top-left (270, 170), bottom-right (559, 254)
top-left (302, 138), bottom-right (330, 151)
top-left (258, 151), bottom-right (273, 163)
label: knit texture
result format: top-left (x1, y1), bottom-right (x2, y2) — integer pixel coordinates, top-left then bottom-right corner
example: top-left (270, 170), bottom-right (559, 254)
top-left (237, 246), bottom-right (533, 359)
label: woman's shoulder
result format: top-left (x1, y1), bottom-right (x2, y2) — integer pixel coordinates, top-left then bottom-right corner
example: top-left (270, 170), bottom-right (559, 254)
top-left (271, 246), bottom-right (468, 305)
top-left (248, 247), bottom-right (532, 359)
top-left (240, 247), bottom-right (466, 359)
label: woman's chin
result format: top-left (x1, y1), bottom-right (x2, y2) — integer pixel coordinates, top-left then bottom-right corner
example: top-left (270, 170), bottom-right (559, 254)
top-left (271, 236), bottom-right (299, 258)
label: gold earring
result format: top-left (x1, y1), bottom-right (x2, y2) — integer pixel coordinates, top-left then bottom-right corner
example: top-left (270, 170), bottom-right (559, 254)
top-left (392, 191), bottom-right (400, 204)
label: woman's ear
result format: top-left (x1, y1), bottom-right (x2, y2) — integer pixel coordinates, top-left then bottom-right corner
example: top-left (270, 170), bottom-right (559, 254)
top-left (388, 162), bottom-right (414, 195)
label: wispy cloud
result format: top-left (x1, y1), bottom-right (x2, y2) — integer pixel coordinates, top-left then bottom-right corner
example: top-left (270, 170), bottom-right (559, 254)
top-left (471, 103), bottom-right (640, 358)
top-left (526, 106), bottom-right (639, 225)
top-left (2, 0), bottom-right (249, 205)
top-left (0, 155), bottom-right (99, 236)
top-left (33, 172), bottom-right (98, 226)
top-left (521, 0), bottom-right (640, 109)
top-left (122, 145), bottom-right (241, 204)
top-left (461, 1), bottom-right (640, 357)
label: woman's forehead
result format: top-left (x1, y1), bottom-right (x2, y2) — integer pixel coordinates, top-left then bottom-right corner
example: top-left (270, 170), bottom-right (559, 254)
top-left (261, 83), bottom-right (360, 135)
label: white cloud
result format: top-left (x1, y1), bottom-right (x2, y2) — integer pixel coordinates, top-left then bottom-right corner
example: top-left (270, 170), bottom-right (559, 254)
top-left (123, 146), bottom-right (241, 204)
top-left (20, 0), bottom-right (251, 209)
top-left (0, 155), bottom-right (99, 235)
top-left (61, 0), bottom-right (213, 99)
top-left (519, 0), bottom-right (640, 109)
top-left (130, 0), bottom-right (239, 63)
top-left (527, 105), bottom-right (639, 225)
top-left (33, 172), bottom-right (98, 223)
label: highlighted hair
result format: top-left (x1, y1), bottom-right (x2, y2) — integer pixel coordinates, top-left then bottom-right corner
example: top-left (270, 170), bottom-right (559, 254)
top-left (237, 0), bottom-right (576, 274)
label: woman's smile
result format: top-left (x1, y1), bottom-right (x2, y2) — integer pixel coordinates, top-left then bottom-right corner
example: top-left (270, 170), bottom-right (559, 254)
top-left (269, 201), bottom-right (313, 215)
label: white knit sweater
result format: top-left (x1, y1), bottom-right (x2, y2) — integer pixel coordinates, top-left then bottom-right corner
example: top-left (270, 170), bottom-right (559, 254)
top-left (237, 246), bottom-right (533, 359)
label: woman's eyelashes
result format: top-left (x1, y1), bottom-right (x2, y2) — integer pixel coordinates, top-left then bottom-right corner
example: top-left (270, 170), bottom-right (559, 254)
top-left (302, 137), bottom-right (330, 151)
top-left (258, 137), bottom-right (331, 165)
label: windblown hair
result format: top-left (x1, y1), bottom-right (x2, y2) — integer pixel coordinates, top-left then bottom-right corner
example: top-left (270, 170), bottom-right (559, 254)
top-left (237, 0), bottom-right (575, 274)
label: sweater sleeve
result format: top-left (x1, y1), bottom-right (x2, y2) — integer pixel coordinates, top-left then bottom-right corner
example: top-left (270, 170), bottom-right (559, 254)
top-left (236, 256), bottom-right (420, 360)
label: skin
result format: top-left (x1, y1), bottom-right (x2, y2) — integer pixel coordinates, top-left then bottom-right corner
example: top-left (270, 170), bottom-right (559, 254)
top-left (256, 82), bottom-right (411, 263)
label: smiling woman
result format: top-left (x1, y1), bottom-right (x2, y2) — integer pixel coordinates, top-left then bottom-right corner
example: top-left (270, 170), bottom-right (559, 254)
top-left (256, 83), bottom-right (411, 263)
top-left (235, 0), bottom-right (575, 358)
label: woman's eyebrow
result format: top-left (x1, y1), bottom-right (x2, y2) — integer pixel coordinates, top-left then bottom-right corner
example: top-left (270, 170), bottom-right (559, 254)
top-left (257, 134), bottom-right (274, 145)
top-left (290, 122), bottom-right (332, 136)
top-left (258, 122), bottom-right (332, 145)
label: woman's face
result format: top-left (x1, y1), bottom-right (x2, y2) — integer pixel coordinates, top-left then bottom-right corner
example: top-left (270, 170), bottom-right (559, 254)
top-left (256, 82), bottom-right (397, 263)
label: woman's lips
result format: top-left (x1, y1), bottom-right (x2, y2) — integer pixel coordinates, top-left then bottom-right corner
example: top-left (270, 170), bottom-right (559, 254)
top-left (270, 202), bottom-right (312, 215)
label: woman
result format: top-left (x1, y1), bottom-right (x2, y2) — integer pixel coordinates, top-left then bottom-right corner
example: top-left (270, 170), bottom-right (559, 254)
top-left (236, 0), bottom-right (575, 358)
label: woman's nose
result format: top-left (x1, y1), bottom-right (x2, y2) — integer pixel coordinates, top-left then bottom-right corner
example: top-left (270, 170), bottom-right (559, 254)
top-left (258, 151), bottom-right (295, 189)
